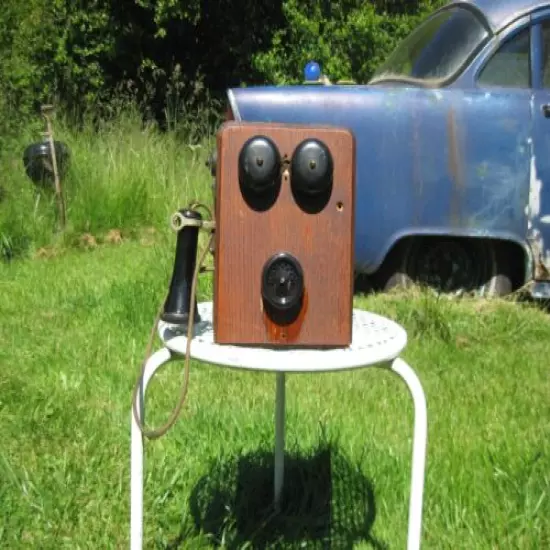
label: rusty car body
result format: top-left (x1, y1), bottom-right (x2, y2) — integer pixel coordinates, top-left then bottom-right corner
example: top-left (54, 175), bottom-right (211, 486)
top-left (220, 0), bottom-right (550, 297)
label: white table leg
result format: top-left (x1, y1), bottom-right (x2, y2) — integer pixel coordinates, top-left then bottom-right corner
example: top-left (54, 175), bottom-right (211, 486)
top-left (274, 372), bottom-right (286, 511)
top-left (130, 347), bottom-right (174, 550)
top-left (390, 358), bottom-right (428, 550)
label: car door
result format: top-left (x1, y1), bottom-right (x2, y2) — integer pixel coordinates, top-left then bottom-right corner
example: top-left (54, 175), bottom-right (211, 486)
top-left (529, 9), bottom-right (550, 282)
top-left (466, 19), bottom-right (533, 245)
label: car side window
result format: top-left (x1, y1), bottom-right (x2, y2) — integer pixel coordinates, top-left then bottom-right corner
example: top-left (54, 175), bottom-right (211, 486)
top-left (478, 27), bottom-right (531, 88)
top-left (541, 21), bottom-right (550, 87)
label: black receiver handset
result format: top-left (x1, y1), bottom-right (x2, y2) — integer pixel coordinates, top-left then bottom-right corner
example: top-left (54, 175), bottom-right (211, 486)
top-left (161, 208), bottom-right (202, 326)
top-left (132, 203), bottom-right (214, 440)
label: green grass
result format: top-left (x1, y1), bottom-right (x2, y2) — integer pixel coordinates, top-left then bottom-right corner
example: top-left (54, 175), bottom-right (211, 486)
top-left (1, 108), bottom-right (549, 548)
top-left (0, 107), bottom-right (215, 260)
top-left (1, 238), bottom-right (549, 549)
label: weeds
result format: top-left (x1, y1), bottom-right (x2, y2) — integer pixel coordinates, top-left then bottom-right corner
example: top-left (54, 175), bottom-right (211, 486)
top-left (0, 102), bottom-right (217, 260)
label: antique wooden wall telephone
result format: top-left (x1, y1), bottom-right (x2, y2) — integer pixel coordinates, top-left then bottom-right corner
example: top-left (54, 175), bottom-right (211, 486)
top-left (133, 121), bottom-right (356, 439)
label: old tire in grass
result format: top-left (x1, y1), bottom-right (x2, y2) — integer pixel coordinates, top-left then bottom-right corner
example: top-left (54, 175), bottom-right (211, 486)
top-left (379, 237), bottom-right (514, 297)
top-left (23, 140), bottom-right (70, 187)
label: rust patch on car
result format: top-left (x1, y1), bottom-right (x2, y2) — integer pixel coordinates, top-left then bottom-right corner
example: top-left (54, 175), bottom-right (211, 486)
top-left (412, 107), bottom-right (423, 224)
top-left (447, 107), bottom-right (466, 226)
top-left (536, 258), bottom-right (550, 280)
top-left (529, 231), bottom-right (550, 280)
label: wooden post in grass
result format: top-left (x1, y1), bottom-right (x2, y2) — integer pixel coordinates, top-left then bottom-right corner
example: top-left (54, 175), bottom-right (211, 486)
top-left (41, 104), bottom-right (66, 231)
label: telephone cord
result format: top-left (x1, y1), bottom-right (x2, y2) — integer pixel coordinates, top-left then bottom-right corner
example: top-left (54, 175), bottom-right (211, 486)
top-left (131, 230), bottom-right (214, 440)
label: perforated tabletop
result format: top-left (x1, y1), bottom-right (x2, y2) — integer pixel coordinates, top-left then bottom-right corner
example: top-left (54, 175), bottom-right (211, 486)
top-left (158, 301), bottom-right (407, 373)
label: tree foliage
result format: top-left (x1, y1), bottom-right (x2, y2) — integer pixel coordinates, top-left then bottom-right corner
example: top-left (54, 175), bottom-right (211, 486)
top-left (253, 0), bottom-right (444, 84)
top-left (0, 0), bottom-right (447, 136)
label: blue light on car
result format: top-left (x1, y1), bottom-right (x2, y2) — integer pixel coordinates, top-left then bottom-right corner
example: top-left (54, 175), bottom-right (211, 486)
top-left (304, 61), bottom-right (321, 82)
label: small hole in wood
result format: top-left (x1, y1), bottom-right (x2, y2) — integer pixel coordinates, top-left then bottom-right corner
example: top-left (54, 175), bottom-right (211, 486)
top-left (336, 201), bottom-right (344, 212)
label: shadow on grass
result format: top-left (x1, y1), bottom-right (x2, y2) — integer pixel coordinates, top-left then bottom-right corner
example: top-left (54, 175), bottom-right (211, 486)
top-left (169, 442), bottom-right (387, 549)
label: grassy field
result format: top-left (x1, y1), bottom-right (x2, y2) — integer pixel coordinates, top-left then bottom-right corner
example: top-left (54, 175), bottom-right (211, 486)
top-left (0, 108), bottom-right (214, 261)
top-left (1, 235), bottom-right (549, 549)
top-left (1, 111), bottom-right (549, 548)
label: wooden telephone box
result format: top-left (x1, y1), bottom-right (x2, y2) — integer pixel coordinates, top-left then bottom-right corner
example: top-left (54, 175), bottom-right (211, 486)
top-left (213, 122), bottom-right (355, 347)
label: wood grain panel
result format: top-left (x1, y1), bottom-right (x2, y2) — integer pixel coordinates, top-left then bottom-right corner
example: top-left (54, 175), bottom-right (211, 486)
top-left (213, 122), bottom-right (355, 347)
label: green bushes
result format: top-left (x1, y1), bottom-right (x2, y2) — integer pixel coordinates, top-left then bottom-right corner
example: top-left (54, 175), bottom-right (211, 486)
top-left (0, 0), bottom-right (447, 130)
top-left (253, 0), bottom-right (444, 85)
top-left (0, 1), bottom-right (117, 139)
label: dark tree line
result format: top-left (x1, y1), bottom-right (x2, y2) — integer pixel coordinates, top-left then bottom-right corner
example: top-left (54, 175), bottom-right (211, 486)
top-left (0, 0), bottom-right (444, 137)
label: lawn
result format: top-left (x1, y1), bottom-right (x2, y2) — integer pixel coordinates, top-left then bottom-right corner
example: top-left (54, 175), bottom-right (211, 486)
top-left (1, 235), bottom-right (549, 549)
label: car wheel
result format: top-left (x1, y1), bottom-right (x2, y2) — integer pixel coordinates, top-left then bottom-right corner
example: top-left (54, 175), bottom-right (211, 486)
top-left (382, 237), bottom-right (513, 297)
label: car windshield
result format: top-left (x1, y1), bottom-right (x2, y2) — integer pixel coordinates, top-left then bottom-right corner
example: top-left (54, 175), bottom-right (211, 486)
top-left (369, 7), bottom-right (490, 86)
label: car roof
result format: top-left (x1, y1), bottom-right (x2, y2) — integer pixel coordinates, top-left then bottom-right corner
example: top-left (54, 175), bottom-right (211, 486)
top-left (448, 0), bottom-right (549, 32)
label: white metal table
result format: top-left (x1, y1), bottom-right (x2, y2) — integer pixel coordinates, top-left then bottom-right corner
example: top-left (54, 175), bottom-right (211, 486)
top-left (130, 301), bottom-right (427, 550)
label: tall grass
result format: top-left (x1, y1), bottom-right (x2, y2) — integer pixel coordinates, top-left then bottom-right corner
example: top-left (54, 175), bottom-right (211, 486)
top-left (0, 104), bottom-right (217, 260)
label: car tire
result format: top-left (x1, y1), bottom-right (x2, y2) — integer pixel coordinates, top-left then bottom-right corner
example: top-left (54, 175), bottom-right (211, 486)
top-left (380, 237), bottom-right (513, 297)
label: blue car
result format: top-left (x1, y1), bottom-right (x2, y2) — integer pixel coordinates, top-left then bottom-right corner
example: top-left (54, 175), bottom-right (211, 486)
top-left (219, 0), bottom-right (550, 298)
